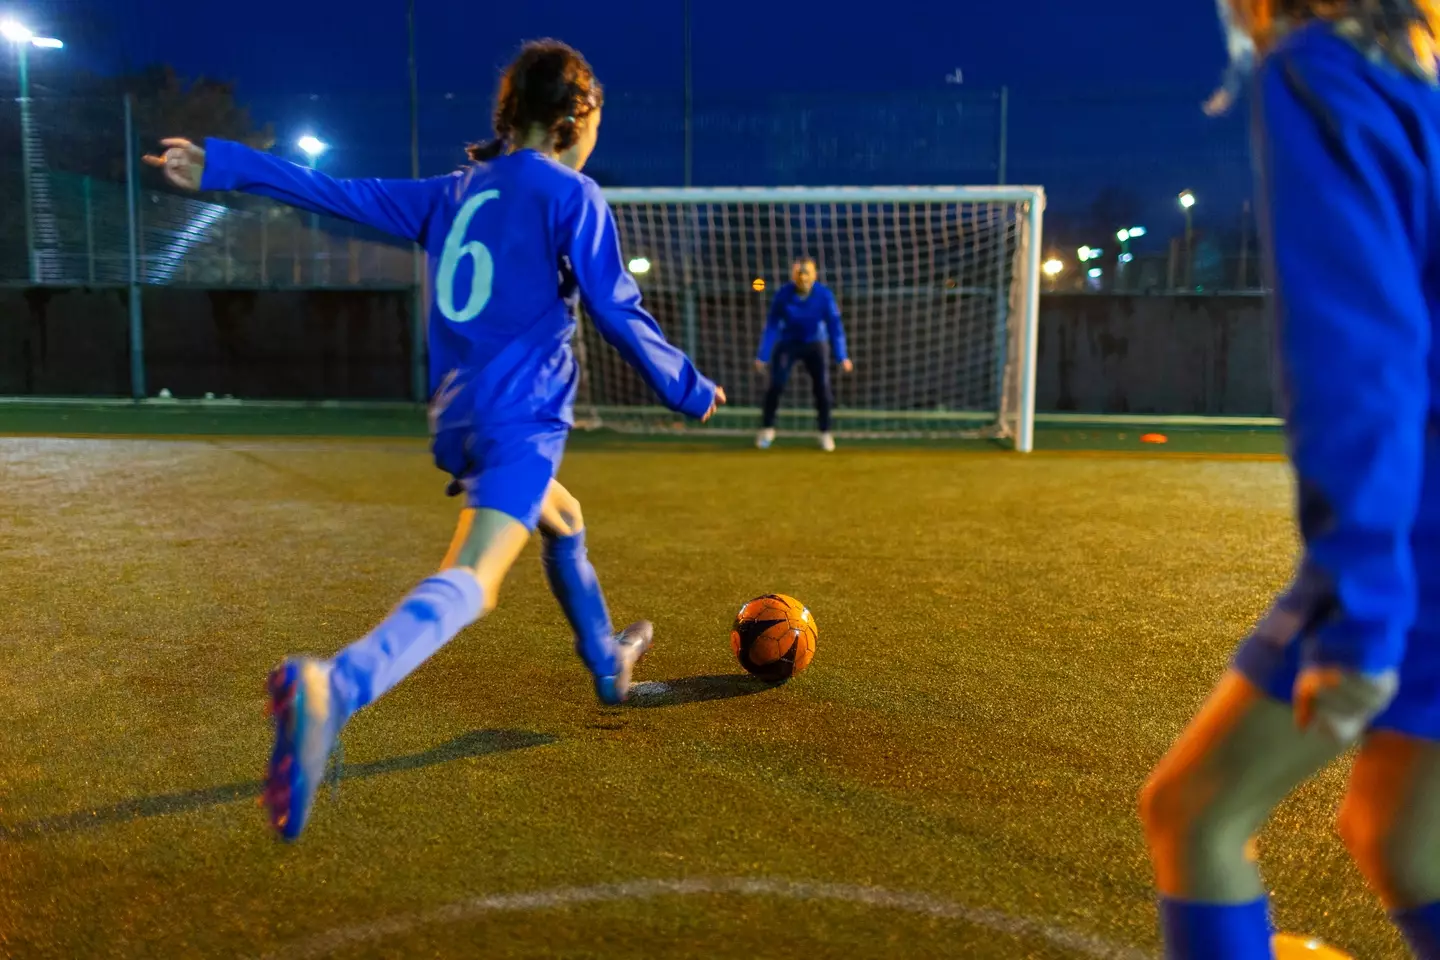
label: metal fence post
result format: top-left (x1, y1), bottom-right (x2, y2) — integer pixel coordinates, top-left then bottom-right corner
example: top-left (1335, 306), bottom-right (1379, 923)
top-left (124, 94), bottom-right (146, 399)
top-left (83, 174), bottom-right (95, 283)
top-left (997, 86), bottom-right (1009, 186)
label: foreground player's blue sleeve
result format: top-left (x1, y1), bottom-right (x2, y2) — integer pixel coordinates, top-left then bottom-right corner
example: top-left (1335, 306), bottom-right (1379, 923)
top-left (565, 179), bottom-right (717, 419)
top-left (823, 287), bottom-right (849, 362)
top-left (1258, 42), bottom-right (1432, 675)
top-left (757, 291), bottom-right (786, 362)
top-left (199, 138), bottom-right (450, 245)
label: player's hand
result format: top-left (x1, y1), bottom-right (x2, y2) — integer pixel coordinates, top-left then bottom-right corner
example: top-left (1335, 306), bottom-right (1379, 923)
top-left (701, 386), bottom-right (727, 423)
top-left (754, 360), bottom-right (767, 374)
top-left (142, 138), bottom-right (206, 192)
top-left (840, 359), bottom-right (854, 374)
top-left (1293, 665), bottom-right (1398, 746)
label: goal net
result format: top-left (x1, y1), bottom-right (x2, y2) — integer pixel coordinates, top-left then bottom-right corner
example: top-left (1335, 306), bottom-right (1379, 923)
top-left (576, 186), bottom-right (1045, 451)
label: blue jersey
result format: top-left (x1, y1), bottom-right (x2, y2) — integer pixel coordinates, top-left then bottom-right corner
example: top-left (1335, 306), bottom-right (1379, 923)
top-left (1252, 23), bottom-right (1440, 676)
top-left (199, 140), bottom-right (717, 428)
top-left (756, 282), bottom-right (848, 363)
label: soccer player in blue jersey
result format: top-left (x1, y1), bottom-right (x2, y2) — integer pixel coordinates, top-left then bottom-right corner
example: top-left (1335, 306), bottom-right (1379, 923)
top-left (1139, 3), bottom-right (1440, 958)
top-left (145, 40), bottom-right (725, 842)
top-left (754, 258), bottom-right (852, 452)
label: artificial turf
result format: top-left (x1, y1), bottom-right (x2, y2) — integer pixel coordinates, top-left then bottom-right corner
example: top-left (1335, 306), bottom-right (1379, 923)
top-left (0, 413), bottom-right (1395, 959)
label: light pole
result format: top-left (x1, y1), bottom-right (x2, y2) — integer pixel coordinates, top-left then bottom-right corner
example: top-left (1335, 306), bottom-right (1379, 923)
top-left (1115, 225), bottom-right (1146, 291)
top-left (3, 18), bottom-right (63, 283)
top-left (1178, 190), bottom-right (1196, 290)
top-left (298, 135), bottom-right (327, 284)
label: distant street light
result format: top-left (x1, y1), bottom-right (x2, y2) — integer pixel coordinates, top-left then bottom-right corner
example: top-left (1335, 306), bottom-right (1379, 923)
top-left (1043, 258), bottom-right (1064, 277)
top-left (628, 257), bottom-right (652, 275)
top-left (3, 18), bottom-right (64, 283)
top-left (297, 135), bottom-right (328, 161)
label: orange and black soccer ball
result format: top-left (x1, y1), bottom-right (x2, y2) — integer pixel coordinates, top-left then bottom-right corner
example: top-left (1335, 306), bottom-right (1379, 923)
top-left (731, 594), bottom-right (816, 682)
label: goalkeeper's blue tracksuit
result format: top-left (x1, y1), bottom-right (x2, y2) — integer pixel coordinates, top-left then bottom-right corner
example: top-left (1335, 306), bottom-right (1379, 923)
top-left (1234, 21), bottom-right (1440, 740)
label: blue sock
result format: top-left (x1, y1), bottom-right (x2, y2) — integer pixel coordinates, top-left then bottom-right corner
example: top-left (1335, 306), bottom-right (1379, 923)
top-left (1395, 901), bottom-right (1440, 959)
top-left (1159, 897), bottom-right (1272, 960)
top-left (542, 530), bottom-right (617, 678)
top-left (329, 568), bottom-right (485, 719)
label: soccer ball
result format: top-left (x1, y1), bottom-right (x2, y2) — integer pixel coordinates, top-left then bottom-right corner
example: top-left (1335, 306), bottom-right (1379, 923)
top-left (731, 594), bottom-right (816, 682)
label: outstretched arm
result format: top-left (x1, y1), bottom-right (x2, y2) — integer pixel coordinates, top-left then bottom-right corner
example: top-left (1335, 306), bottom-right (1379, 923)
top-left (145, 137), bottom-right (450, 245)
top-left (565, 180), bottom-right (723, 420)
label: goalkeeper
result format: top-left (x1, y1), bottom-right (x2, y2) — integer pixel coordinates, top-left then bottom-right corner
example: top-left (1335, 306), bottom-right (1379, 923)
top-left (753, 257), bottom-right (853, 452)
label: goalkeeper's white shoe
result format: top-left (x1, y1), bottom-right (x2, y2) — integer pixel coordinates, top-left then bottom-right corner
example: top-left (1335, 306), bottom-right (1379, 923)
top-left (756, 428), bottom-right (776, 450)
top-left (819, 432), bottom-right (837, 453)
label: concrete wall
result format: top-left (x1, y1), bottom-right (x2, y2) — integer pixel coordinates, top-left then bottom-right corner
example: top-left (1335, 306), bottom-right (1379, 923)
top-left (1037, 294), bottom-right (1277, 417)
top-left (0, 288), bottom-right (1278, 415)
top-left (0, 287), bottom-right (414, 400)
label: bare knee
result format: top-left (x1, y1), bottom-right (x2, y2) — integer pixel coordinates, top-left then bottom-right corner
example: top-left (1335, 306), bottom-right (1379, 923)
top-left (1338, 789), bottom-right (1434, 907)
top-left (1139, 766), bottom-right (1189, 848)
top-left (1139, 763), bottom-right (1261, 898)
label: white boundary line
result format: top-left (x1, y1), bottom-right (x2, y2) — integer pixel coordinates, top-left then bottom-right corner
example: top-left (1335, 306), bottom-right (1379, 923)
top-left (260, 876), bottom-right (1152, 960)
top-left (0, 397), bottom-right (1284, 428)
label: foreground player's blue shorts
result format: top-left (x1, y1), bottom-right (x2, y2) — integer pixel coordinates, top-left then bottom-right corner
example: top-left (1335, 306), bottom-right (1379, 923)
top-left (427, 348), bottom-right (575, 532)
top-left (432, 421), bottom-right (566, 532)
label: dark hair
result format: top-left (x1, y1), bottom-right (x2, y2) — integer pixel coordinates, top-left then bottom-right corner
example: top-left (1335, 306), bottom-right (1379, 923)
top-left (1224, 1), bottom-right (1439, 76)
top-left (467, 39), bottom-right (604, 163)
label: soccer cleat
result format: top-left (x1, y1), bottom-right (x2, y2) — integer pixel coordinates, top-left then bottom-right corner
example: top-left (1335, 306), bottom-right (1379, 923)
top-left (264, 657), bottom-right (344, 842)
top-left (818, 432), bottom-right (836, 452)
top-left (593, 620), bottom-right (654, 705)
top-left (756, 428), bottom-right (776, 450)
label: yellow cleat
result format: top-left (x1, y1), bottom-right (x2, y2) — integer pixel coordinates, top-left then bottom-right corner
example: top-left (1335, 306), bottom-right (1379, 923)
top-left (1273, 933), bottom-right (1354, 959)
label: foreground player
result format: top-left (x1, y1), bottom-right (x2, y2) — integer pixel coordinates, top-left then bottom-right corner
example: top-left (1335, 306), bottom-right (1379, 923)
top-left (754, 258), bottom-right (852, 452)
top-left (1140, 3), bottom-right (1440, 957)
top-left (146, 40), bottom-right (725, 841)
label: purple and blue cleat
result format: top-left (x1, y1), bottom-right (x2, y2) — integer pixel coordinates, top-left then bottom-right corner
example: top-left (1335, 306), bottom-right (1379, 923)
top-left (263, 657), bottom-right (344, 842)
top-left (592, 621), bottom-right (654, 706)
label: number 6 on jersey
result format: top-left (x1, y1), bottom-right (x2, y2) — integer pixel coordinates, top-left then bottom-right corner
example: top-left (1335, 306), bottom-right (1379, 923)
top-left (436, 189), bottom-right (499, 324)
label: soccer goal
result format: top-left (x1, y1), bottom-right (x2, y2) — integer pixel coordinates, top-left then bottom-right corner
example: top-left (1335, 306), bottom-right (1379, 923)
top-left (577, 185), bottom-right (1045, 451)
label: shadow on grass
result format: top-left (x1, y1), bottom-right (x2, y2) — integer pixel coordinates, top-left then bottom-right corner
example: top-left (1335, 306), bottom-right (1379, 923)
top-left (0, 728), bottom-right (555, 841)
top-left (628, 674), bottom-right (781, 708)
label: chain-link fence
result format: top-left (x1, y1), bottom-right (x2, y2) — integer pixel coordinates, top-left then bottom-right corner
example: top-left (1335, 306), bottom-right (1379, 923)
top-left (0, 86), bottom-right (1259, 292)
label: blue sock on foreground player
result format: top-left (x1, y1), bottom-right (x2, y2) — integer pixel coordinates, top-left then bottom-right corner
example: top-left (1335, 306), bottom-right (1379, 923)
top-left (264, 569), bottom-right (486, 840)
top-left (543, 530), bottom-right (619, 682)
top-left (1159, 899), bottom-right (1272, 960)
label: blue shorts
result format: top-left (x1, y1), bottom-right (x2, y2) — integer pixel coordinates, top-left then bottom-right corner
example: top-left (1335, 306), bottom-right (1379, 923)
top-left (1236, 574), bottom-right (1440, 741)
top-left (431, 422), bottom-right (568, 532)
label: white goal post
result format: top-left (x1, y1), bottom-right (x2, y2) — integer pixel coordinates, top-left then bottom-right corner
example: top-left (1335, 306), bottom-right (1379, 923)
top-left (581, 185), bottom-right (1045, 452)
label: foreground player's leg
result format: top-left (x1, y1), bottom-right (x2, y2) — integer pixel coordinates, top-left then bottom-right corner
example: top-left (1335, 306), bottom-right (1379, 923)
top-left (264, 507), bottom-right (529, 841)
top-left (758, 347), bottom-right (794, 449)
top-left (538, 481), bottom-right (651, 705)
top-left (1339, 731), bottom-right (1440, 958)
top-left (1139, 671), bottom-right (1344, 959)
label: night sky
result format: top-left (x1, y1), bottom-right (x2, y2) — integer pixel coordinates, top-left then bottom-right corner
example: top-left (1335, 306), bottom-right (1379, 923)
top-left (14, 1), bottom-right (1249, 235)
